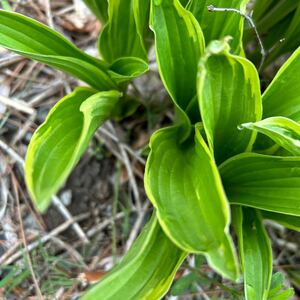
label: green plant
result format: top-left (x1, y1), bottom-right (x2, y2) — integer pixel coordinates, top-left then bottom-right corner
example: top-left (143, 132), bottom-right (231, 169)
top-left (0, 0), bottom-right (299, 299)
top-left (244, 0), bottom-right (300, 66)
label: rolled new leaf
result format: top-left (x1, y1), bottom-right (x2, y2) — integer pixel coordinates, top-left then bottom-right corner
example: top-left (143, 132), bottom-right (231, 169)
top-left (197, 40), bottom-right (262, 164)
top-left (0, 10), bottom-right (116, 90)
top-left (187, 0), bottom-right (248, 54)
top-left (81, 213), bottom-right (187, 300)
top-left (25, 88), bottom-right (121, 212)
top-left (232, 207), bottom-right (272, 300)
top-left (99, 0), bottom-right (148, 63)
top-left (220, 153), bottom-right (300, 216)
top-left (150, 0), bottom-right (205, 124)
top-left (263, 47), bottom-right (300, 121)
top-left (108, 57), bottom-right (149, 83)
top-left (145, 125), bottom-right (239, 280)
top-left (240, 117), bottom-right (300, 156)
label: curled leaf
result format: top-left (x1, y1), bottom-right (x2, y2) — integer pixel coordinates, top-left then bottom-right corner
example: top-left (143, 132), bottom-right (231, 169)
top-left (25, 88), bottom-right (121, 211)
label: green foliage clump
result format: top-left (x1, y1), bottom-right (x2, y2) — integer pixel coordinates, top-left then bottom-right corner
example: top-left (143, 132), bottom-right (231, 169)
top-left (0, 0), bottom-right (299, 299)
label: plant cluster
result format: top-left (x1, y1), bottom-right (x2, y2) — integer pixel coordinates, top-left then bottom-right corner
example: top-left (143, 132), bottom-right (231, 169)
top-left (0, 0), bottom-right (300, 299)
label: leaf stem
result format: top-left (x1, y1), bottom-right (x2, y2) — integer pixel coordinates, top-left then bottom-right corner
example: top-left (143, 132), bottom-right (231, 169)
top-left (207, 5), bottom-right (266, 71)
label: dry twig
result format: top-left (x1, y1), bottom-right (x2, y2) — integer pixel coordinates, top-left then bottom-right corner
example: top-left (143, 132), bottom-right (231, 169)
top-left (0, 138), bottom-right (89, 243)
top-left (12, 174), bottom-right (44, 300)
top-left (0, 212), bottom-right (90, 266)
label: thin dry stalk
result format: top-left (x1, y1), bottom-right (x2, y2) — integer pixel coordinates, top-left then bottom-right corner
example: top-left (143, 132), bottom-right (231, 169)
top-left (12, 174), bottom-right (44, 300)
top-left (125, 201), bottom-right (149, 251)
top-left (98, 126), bottom-right (146, 165)
top-left (0, 212), bottom-right (90, 266)
top-left (106, 121), bottom-right (142, 212)
top-left (52, 195), bottom-right (89, 244)
top-left (0, 95), bottom-right (36, 115)
top-left (0, 54), bottom-right (25, 69)
top-left (207, 5), bottom-right (266, 70)
top-left (43, 0), bottom-right (54, 28)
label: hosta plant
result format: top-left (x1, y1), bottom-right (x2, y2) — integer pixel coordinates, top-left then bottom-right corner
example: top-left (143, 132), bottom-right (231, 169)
top-left (0, 0), bottom-right (299, 299)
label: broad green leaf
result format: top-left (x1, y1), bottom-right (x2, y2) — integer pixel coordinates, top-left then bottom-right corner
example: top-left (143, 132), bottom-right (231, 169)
top-left (150, 0), bottom-right (205, 116)
top-left (109, 57), bottom-right (149, 83)
top-left (263, 47), bottom-right (300, 121)
top-left (81, 213), bottom-right (187, 300)
top-left (262, 211), bottom-right (300, 232)
top-left (232, 207), bottom-right (272, 300)
top-left (220, 153), bottom-right (300, 216)
top-left (187, 0), bottom-right (248, 54)
top-left (83, 0), bottom-right (108, 24)
top-left (25, 88), bottom-right (121, 212)
top-left (145, 125), bottom-right (239, 280)
top-left (0, 10), bottom-right (116, 90)
top-left (99, 0), bottom-right (147, 63)
top-left (198, 40), bottom-right (262, 164)
top-left (241, 117), bottom-right (300, 156)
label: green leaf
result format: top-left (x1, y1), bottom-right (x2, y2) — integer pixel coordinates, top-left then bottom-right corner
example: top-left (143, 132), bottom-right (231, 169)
top-left (267, 272), bottom-right (295, 300)
top-left (269, 273), bottom-right (285, 295)
top-left (25, 88), bottom-right (121, 212)
top-left (232, 207), bottom-right (272, 300)
top-left (256, 1), bottom-right (299, 34)
top-left (145, 125), bottom-right (239, 280)
top-left (252, 0), bottom-right (273, 21)
top-left (109, 57), bottom-right (149, 83)
top-left (83, 0), bottom-right (108, 24)
top-left (263, 47), bottom-right (300, 121)
top-left (0, 0), bottom-right (12, 11)
top-left (179, 0), bottom-right (189, 7)
top-left (220, 153), bottom-right (300, 216)
top-left (0, 10), bottom-right (116, 90)
top-left (171, 273), bottom-right (200, 296)
top-left (241, 117), bottom-right (300, 156)
top-left (133, 0), bottom-right (151, 45)
top-left (150, 0), bottom-right (205, 115)
top-left (197, 40), bottom-right (262, 164)
top-left (99, 0), bottom-right (148, 63)
top-left (81, 213), bottom-right (187, 300)
top-left (267, 289), bottom-right (295, 300)
top-left (187, 0), bottom-right (248, 54)
top-left (286, 269), bottom-right (300, 290)
top-left (262, 211), bottom-right (300, 232)
top-left (266, 4), bottom-right (300, 62)
top-left (281, 4), bottom-right (300, 53)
